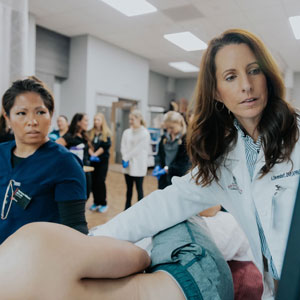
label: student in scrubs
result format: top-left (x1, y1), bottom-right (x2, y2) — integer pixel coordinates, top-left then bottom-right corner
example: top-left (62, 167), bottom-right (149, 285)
top-left (152, 111), bottom-right (190, 189)
top-left (57, 113), bottom-right (92, 199)
top-left (88, 112), bottom-right (112, 213)
top-left (48, 114), bottom-right (69, 141)
top-left (0, 76), bottom-right (88, 244)
top-left (57, 113), bottom-right (90, 165)
top-left (0, 28), bottom-right (296, 299)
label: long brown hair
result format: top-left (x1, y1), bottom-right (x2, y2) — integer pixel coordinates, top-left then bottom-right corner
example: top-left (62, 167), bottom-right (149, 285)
top-left (67, 113), bottom-right (93, 149)
top-left (187, 29), bottom-right (299, 186)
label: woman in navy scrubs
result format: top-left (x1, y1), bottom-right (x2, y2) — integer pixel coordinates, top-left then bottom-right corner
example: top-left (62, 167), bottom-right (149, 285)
top-left (0, 76), bottom-right (88, 244)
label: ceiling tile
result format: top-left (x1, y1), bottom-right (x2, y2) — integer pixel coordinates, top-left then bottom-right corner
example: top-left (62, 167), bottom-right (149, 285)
top-left (29, 0), bottom-right (300, 77)
top-left (147, 0), bottom-right (191, 10)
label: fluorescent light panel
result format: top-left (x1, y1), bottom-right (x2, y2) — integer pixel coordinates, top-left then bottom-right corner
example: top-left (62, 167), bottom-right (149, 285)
top-left (101, 0), bottom-right (157, 17)
top-left (164, 31), bottom-right (207, 51)
top-left (289, 16), bottom-right (300, 39)
top-left (169, 62), bottom-right (199, 73)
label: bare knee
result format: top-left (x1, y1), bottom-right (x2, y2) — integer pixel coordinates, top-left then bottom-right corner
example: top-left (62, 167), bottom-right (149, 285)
top-left (16, 221), bottom-right (68, 238)
top-left (9, 221), bottom-right (80, 250)
top-left (2, 222), bottom-right (60, 260)
top-left (0, 222), bottom-right (76, 299)
top-left (0, 223), bottom-right (51, 299)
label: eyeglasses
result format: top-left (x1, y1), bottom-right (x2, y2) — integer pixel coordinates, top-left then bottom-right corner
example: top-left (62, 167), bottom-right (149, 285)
top-left (1, 180), bottom-right (18, 220)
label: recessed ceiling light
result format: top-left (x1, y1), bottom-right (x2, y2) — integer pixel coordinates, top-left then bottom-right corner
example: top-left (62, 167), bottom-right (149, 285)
top-left (289, 16), bottom-right (300, 39)
top-left (168, 62), bottom-right (200, 73)
top-left (164, 32), bottom-right (207, 51)
top-left (101, 0), bottom-right (157, 17)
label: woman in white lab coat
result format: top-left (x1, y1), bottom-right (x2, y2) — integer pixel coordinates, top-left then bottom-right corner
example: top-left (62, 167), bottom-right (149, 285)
top-left (90, 28), bottom-right (299, 299)
top-left (121, 109), bottom-right (150, 209)
top-left (0, 29), bottom-right (298, 300)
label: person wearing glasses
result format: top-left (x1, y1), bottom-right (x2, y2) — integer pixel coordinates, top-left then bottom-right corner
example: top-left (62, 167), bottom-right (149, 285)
top-left (0, 77), bottom-right (88, 244)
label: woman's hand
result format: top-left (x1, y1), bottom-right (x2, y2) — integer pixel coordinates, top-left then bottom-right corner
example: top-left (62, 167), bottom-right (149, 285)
top-left (199, 205), bottom-right (221, 217)
top-left (56, 137), bottom-right (67, 146)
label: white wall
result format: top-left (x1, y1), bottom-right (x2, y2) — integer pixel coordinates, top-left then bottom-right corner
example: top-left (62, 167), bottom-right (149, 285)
top-left (60, 35), bottom-right (88, 120)
top-left (0, 0), bottom-right (28, 97)
top-left (148, 71), bottom-right (169, 108)
top-left (175, 78), bottom-right (197, 103)
top-left (28, 13), bottom-right (36, 76)
top-left (86, 35), bottom-right (149, 126)
top-left (292, 72), bottom-right (300, 110)
top-left (148, 73), bottom-right (198, 110)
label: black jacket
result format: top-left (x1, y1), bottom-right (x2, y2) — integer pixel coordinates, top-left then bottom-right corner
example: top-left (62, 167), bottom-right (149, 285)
top-left (155, 134), bottom-right (191, 188)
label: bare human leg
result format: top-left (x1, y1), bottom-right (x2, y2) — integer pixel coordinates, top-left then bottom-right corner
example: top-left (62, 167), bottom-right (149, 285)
top-left (0, 222), bottom-right (185, 300)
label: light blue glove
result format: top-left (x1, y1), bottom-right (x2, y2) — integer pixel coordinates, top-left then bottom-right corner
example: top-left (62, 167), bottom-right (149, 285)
top-left (49, 133), bottom-right (58, 141)
top-left (152, 165), bottom-right (161, 176)
top-left (122, 160), bottom-right (129, 168)
top-left (152, 166), bottom-right (166, 180)
top-left (90, 155), bottom-right (100, 162)
top-left (156, 168), bottom-right (166, 177)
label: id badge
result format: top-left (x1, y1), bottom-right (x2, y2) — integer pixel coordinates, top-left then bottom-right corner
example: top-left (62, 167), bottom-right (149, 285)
top-left (13, 189), bottom-right (32, 210)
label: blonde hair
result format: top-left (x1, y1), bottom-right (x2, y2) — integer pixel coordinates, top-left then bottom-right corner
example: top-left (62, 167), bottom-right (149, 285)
top-left (130, 109), bottom-right (146, 127)
top-left (163, 111), bottom-right (186, 135)
top-left (89, 113), bottom-right (111, 142)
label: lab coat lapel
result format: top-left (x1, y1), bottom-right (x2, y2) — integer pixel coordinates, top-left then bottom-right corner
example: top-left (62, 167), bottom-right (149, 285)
top-left (226, 137), bottom-right (264, 273)
top-left (253, 147), bottom-right (266, 180)
top-left (225, 133), bottom-right (250, 186)
top-left (225, 171), bottom-right (263, 270)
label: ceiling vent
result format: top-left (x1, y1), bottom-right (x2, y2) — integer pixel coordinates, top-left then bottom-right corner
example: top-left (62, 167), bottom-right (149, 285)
top-left (162, 4), bottom-right (204, 22)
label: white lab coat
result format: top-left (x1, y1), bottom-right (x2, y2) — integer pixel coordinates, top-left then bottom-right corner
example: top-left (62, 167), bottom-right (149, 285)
top-left (121, 126), bottom-right (150, 177)
top-left (91, 128), bottom-right (300, 299)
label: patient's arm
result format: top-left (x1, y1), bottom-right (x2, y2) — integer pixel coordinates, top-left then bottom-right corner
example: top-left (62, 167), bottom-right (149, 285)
top-left (79, 235), bottom-right (151, 279)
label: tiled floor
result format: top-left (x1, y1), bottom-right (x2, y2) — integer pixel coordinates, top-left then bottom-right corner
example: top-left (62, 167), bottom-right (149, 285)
top-left (85, 164), bottom-right (157, 229)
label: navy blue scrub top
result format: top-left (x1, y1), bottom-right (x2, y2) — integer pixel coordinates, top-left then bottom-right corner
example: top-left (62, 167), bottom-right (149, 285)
top-left (0, 140), bottom-right (86, 244)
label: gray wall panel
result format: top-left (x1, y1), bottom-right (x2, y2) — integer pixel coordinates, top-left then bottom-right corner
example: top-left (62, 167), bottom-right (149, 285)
top-left (175, 78), bottom-right (197, 103)
top-left (35, 26), bottom-right (70, 78)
